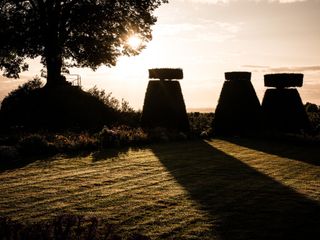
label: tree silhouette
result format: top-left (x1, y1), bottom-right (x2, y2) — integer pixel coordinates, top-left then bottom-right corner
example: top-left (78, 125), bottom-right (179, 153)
top-left (0, 0), bottom-right (167, 87)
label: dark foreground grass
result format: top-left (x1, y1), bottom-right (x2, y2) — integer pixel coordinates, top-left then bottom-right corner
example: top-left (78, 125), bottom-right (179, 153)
top-left (0, 139), bottom-right (319, 239)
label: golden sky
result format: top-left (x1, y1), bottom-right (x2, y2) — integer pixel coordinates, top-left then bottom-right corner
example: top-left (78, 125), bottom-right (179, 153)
top-left (1, 0), bottom-right (320, 110)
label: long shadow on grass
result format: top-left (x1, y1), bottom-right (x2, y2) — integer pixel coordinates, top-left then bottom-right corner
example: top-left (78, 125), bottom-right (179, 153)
top-left (0, 151), bottom-right (91, 172)
top-left (224, 136), bottom-right (320, 166)
top-left (151, 140), bottom-right (320, 240)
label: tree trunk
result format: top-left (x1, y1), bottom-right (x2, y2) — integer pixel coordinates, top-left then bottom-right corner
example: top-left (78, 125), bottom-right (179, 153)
top-left (44, 3), bottom-right (66, 88)
top-left (45, 51), bottom-right (63, 87)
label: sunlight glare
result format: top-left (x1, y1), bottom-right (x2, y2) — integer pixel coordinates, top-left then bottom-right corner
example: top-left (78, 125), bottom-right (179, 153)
top-left (127, 35), bottom-right (142, 50)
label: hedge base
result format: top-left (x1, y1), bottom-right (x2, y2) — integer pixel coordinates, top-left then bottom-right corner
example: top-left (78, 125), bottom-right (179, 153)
top-left (261, 89), bottom-right (311, 133)
top-left (0, 85), bottom-right (117, 131)
top-left (141, 80), bottom-right (189, 131)
top-left (213, 79), bottom-right (261, 136)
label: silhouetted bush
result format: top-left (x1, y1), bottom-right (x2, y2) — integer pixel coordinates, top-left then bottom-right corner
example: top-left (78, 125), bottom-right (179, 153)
top-left (8, 132), bottom-right (98, 159)
top-left (98, 126), bottom-right (149, 148)
top-left (213, 72), bottom-right (261, 136)
top-left (87, 86), bottom-right (122, 110)
top-left (0, 80), bottom-right (132, 131)
top-left (87, 86), bottom-right (140, 127)
top-left (0, 77), bottom-right (43, 130)
top-left (305, 102), bottom-right (320, 133)
top-left (17, 134), bottom-right (52, 156)
top-left (188, 112), bottom-right (213, 137)
top-left (0, 146), bottom-right (19, 162)
top-left (1, 77), bottom-right (43, 105)
top-left (148, 68), bottom-right (183, 80)
top-left (147, 127), bottom-right (188, 142)
top-left (305, 102), bottom-right (319, 113)
top-left (141, 80), bottom-right (189, 132)
top-left (51, 133), bottom-right (98, 152)
top-left (0, 215), bottom-right (150, 240)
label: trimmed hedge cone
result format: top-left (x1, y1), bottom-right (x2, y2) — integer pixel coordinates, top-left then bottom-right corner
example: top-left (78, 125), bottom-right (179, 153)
top-left (141, 68), bottom-right (189, 131)
top-left (212, 71), bottom-right (261, 136)
top-left (261, 73), bottom-right (311, 133)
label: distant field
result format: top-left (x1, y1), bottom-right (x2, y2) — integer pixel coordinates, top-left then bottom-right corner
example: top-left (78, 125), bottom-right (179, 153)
top-left (1, 139), bottom-right (319, 239)
top-left (187, 108), bottom-right (214, 113)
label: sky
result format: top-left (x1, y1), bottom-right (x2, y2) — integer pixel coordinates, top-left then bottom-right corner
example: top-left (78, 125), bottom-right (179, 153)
top-left (1, 0), bottom-right (320, 111)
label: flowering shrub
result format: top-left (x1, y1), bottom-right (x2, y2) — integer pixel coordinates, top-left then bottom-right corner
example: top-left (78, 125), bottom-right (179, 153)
top-left (17, 134), bottom-right (52, 156)
top-left (0, 215), bottom-right (150, 240)
top-left (97, 126), bottom-right (149, 148)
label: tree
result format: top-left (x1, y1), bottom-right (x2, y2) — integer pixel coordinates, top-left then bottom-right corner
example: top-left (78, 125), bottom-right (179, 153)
top-left (0, 0), bottom-right (167, 87)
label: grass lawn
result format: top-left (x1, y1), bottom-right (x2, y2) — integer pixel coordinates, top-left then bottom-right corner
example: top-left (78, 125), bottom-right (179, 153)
top-left (1, 138), bottom-right (319, 239)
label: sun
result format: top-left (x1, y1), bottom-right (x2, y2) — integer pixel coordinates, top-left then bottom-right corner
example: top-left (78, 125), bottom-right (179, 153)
top-left (127, 35), bottom-right (142, 50)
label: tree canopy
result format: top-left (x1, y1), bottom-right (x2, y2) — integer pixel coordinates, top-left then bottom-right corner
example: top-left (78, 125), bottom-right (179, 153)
top-left (0, 0), bottom-right (168, 86)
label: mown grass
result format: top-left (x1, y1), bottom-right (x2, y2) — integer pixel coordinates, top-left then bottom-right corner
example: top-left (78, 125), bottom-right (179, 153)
top-left (0, 139), bottom-right (319, 239)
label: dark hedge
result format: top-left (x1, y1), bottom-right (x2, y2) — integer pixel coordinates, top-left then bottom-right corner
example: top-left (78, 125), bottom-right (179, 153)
top-left (212, 78), bottom-right (261, 136)
top-left (148, 68), bottom-right (183, 80)
top-left (261, 88), bottom-right (311, 133)
top-left (0, 85), bottom-right (118, 131)
top-left (141, 80), bottom-right (189, 131)
top-left (264, 73), bottom-right (303, 88)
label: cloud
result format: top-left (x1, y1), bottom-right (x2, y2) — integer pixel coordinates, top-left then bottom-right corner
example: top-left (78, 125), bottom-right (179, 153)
top-left (216, 22), bottom-right (242, 34)
top-left (268, 66), bottom-right (320, 72)
top-left (154, 21), bottom-right (243, 43)
top-left (242, 65), bottom-right (320, 72)
top-left (154, 23), bottom-right (205, 37)
top-left (242, 65), bottom-right (270, 69)
top-left (269, 0), bottom-right (307, 3)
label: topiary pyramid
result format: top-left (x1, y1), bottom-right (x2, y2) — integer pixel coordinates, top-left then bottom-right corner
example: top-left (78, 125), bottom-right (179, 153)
top-left (261, 73), bottom-right (311, 133)
top-left (212, 71), bottom-right (261, 136)
top-left (141, 68), bottom-right (189, 132)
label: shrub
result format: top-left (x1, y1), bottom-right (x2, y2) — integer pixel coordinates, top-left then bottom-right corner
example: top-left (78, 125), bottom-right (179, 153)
top-left (87, 86), bottom-right (140, 127)
top-left (0, 77), bottom-right (43, 130)
top-left (147, 127), bottom-right (189, 142)
top-left (50, 134), bottom-right (73, 152)
top-left (87, 86), bottom-right (121, 110)
top-left (0, 146), bottom-right (19, 162)
top-left (0, 77), bottom-right (43, 111)
top-left (74, 133), bottom-right (99, 151)
top-left (45, 133), bottom-right (98, 153)
top-left (0, 215), bottom-right (150, 240)
top-left (17, 134), bottom-right (52, 156)
top-left (305, 102), bottom-right (320, 133)
top-left (188, 112), bottom-right (213, 137)
top-left (305, 102), bottom-right (319, 113)
top-left (0, 81), bottom-right (124, 131)
top-left (97, 126), bottom-right (149, 148)
top-left (98, 127), bottom-right (120, 147)
top-left (148, 127), bottom-right (170, 142)
top-left (2, 77), bottom-right (43, 102)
